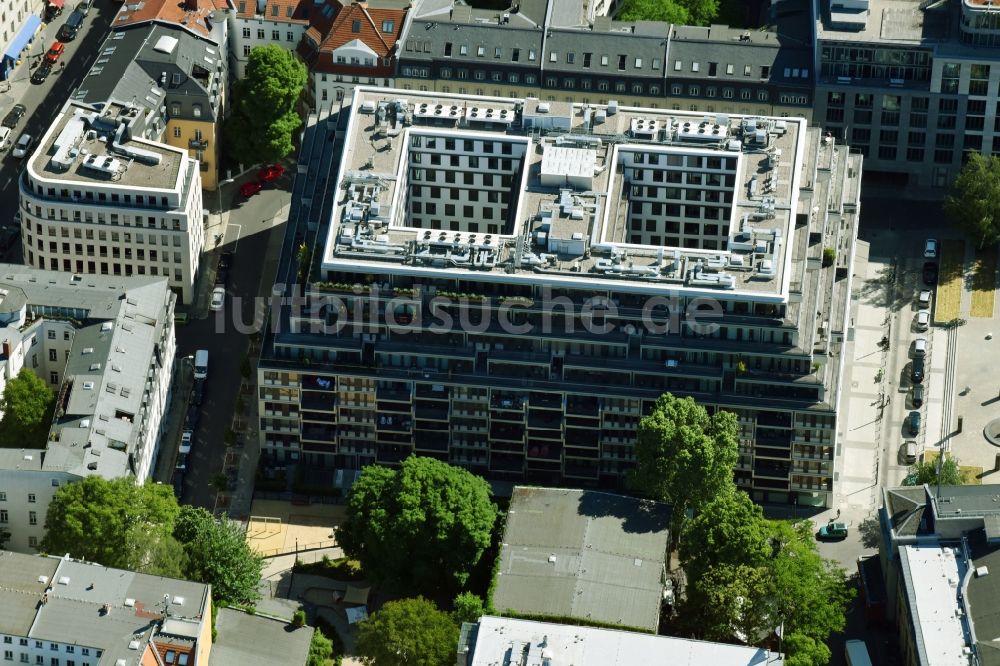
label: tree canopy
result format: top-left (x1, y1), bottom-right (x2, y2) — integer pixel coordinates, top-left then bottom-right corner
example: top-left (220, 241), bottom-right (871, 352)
top-left (41, 476), bottom-right (183, 576)
top-left (451, 591), bottom-right (486, 625)
top-left (629, 393), bottom-right (739, 537)
top-left (355, 597), bottom-right (458, 666)
top-left (306, 628), bottom-right (333, 666)
top-left (0, 369), bottom-right (56, 448)
top-left (903, 456), bottom-right (964, 486)
top-left (944, 152), bottom-right (1000, 250)
top-left (678, 498), bottom-right (853, 666)
top-left (173, 507), bottom-right (263, 604)
top-left (338, 456), bottom-right (497, 595)
top-left (223, 45), bottom-right (306, 167)
top-left (617, 0), bottom-right (719, 25)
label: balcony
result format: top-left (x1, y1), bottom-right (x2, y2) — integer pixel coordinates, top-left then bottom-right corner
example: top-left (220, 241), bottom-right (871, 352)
top-left (526, 443), bottom-right (561, 460)
top-left (489, 453), bottom-right (525, 473)
top-left (564, 459), bottom-right (599, 479)
top-left (414, 402), bottom-right (449, 421)
top-left (376, 445), bottom-right (411, 465)
top-left (376, 414), bottom-right (411, 432)
top-left (415, 430), bottom-right (449, 452)
top-left (416, 384), bottom-right (450, 400)
top-left (753, 461), bottom-right (790, 480)
top-left (301, 425), bottom-right (336, 442)
top-left (301, 390), bottom-right (337, 412)
top-left (189, 138), bottom-right (210, 150)
top-left (529, 391), bottom-right (563, 410)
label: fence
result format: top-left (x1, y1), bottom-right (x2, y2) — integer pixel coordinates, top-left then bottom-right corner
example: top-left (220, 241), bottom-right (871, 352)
top-left (257, 538), bottom-right (339, 559)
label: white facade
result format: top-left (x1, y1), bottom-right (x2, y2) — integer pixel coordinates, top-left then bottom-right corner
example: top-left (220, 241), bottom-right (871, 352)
top-left (0, 265), bottom-right (177, 553)
top-left (20, 101), bottom-right (204, 303)
top-left (313, 70), bottom-right (394, 107)
top-left (230, 13), bottom-right (308, 79)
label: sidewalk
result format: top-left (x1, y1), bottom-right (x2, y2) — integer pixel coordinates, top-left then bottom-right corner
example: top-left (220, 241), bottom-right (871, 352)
top-left (152, 357), bottom-right (192, 484)
top-left (2, 16), bottom-right (56, 102)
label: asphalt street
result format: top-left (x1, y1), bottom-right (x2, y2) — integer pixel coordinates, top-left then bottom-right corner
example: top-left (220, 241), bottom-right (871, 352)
top-left (0, 3), bottom-right (115, 254)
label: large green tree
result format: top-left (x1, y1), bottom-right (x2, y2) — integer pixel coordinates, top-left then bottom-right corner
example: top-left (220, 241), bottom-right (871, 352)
top-left (678, 489), bottom-right (771, 583)
top-left (223, 44), bottom-right (306, 167)
top-left (903, 457), bottom-right (964, 486)
top-left (944, 152), bottom-right (1000, 249)
top-left (41, 476), bottom-right (183, 576)
top-left (173, 507), bottom-right (263, 604)
top-left (355, 597), bottom-right (458, 666)
top-left (629, 393), bottom-right (739, 538)
top-left (338, 456), bottom-right (497, 596)
top-left (618, 0), bottom-right (719, 25)
top-left (0, 369), bottom-right (56, 448)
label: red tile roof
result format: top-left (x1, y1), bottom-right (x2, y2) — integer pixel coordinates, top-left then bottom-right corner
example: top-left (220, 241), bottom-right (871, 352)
top-left (234, 0), bottom-right (310, 23)
top-left (305, 1), bottom-right (406, 58)
top-left (114, 0), bottom-right (231, 38)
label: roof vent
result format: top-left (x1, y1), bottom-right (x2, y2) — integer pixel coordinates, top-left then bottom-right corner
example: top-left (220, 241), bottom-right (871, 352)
top-left (172, 595), bottom-right (185, 605)
top-left (124, 598), bottom-right (136, 607)
top-left (128, 640), bottom-right (141, 650)
top-left (83, 382), bottom-right (95, 390)
top-left (57, 576), bottom-right (70, 585)
top-left (977, 566), bottom-right (990, 577)
top-left (547, 554), bottom-right (557, 563)
top-left (23, 454), bottom-right (33, 461)
top-left (38, 576), bottom-right (49, 584)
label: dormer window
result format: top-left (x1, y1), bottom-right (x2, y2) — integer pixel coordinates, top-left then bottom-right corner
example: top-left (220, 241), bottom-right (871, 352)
top-left (382, 19), bottom-right (394, 33)
top-left (352, 19), bottom-right (361, 33)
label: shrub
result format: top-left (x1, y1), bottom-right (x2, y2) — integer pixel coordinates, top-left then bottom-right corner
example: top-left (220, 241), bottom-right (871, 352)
top-left (292, 610), bottom-right (307, 627)
top-left (822, 247), bottom-right (836, 267)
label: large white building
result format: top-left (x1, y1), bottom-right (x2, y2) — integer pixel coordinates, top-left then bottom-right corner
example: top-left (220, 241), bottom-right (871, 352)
top-left (0, 265), bottom-right (176, 552)
top-left (19, 100), bottom-right (205, 304)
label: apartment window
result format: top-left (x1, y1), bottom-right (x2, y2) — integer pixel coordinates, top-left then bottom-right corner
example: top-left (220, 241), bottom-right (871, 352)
top-left (583, 52), bottom-right (591, 68)
top-left (549, 51), bottom-right (557, 62)
top-left (382, 19), bottom-right (394, 32)
top-left (0, 492), bottom-right (5, 501)
top-left (459, 45), bottom-right (468, 55)
top-left (271, 29), bottom-right (279, 40)
top-left (173, 127), bottom-right (181, 138)
top-left (256, 28), bottom-right (264, 39)
top-left (566, 52), bottom-right (574, 64)
top-left (618, 54), bottom-right (626, 71)
top-left (351, 19), bottom-right (360, 32)
top-left (941, 62), bottom-right (960, 94)
top-left (744, 64), bottom-right (751, 76)
top-left (512, 48), bottom-right (519, 61)
top-left (495, 47), bottom-right (502, 58)
top-left (652, 58), bottom-right (661, 70)
top-left (286, 31), bottom-right (293, 41)
top-left (49, 372), bottom-right (58, 385)
top-left (243, 44), bottom-right (251, 56)
top-left (528, 49), bottom-right (536, 60)
top-left (634, 57), bottom-right (642, 68)
top-left (241, 27), bottom-right (250, 37)
top-left (29, 511), bottom-right (37, 525)
top-left (49, 349), bottom-right (57, 361)
top-left (0, 510), bottom-right (7, 523)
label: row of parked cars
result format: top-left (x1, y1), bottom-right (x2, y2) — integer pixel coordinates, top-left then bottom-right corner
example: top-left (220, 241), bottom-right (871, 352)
top-left (903, 239), bottom-right (939, 458)
top-left (173, 353), bottom-right (207, 495)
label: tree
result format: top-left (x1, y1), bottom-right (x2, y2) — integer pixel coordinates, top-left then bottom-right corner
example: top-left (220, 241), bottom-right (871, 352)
top-left (355, 597), bottom-right (458, 666)
top-left (944, 152), bottom-right (1000, 249)
top-left (223, 45), bottom-right (306, 167)
top-left (41, 476), bottom-right (182, 576)
top-left (173, 507), bottom-right (263, 605)
top-left (617, 0), bottom-right (718, 24)
top-left (306, 628), bottom-right (333, 666)
top-left (338, 456), bottom-right (497, 595)
top-left (451, 591), bottom-right (486, 625)
top-left (678, 489), bottom-right (771, 583)
top-left (0, 369), bottom-right (56, 448)
top-left (629, 393), bottom-right (739, 539)
top-left (903, 457), bottom-right (963, 486)
top-left (678, 564), bottom-right (770, 643)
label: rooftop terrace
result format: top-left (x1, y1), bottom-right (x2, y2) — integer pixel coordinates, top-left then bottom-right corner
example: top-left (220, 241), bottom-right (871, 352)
top-left (322, 88), bottom-right (811, 302)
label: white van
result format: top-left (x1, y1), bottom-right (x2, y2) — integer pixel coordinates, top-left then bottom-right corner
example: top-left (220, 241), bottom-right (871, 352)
top-left (193, 349), bottom-right (208, 379)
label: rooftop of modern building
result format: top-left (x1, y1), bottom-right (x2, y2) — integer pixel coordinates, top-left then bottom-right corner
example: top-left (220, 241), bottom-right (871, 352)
top-left (813, 0), bottom-right (952, 44)
top-left (322, 88), bottom-right (827, 302)
top-left (460, 616), bottom-right (783, 665)
top-left (211, 608), bottom-right (315, 666)
top-left (28, 100), bottom-right (188, 192)
top-left (898, 544), bottom-right (976, 666)
top-left (0, 265), bottom-right (173, 479)
top-left (491, 486), bottom-right (670, 632)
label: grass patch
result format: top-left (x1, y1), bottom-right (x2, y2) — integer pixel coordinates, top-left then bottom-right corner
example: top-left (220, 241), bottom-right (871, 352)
top-left (934, 239), bottom-right (965, 323)
top-left (961, 466), bottom-right (984, 485)
top-left (293, 556), bottom-right (366, 582)
top-left (970, 245), bottom-right (997, 319)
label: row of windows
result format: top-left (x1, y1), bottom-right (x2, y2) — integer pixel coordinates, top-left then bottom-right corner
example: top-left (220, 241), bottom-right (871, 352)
top-left (407, 219), bottom-right (502, 234)
top-left (411, 154), bottom-right (516, 171)
top-left (409, 187), bottom-right (504, 203)
top-left (628, 218), bottom-right (729, 236)
top-left (0, 510), bottom-right (36, 524)
top-left (28, 187), bottom-right (175, 209)
top-left (26, 220), bottom-right (185, 243)
top-left (29, 239), bottom-right (184, 263)
top-left (27, 253), bottom-right (185, 283)
top-left (410, 203), bottom-right (500, 219)
top-left (241, 27), bottom-right (296, 42)
top-left (628, 234), bottom-right (725, 250)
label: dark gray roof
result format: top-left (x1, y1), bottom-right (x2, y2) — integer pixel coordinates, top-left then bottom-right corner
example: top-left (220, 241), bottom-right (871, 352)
top-left (0, 552), bottom-right (60, 635)
top-left (493, 486), bottom-right (670, 632)
top-left (401, 21), bottom-right (543, 62)
top-left (75, 23), bottom-right (220, 122)
top-left (934, 486), bottom-right (1000, 518)
top-left (212, 609), bottom-right (314, 666)
top-left (542, 29), bottom-right (669, 76)
top-left (884, 486), bottom-right (929, 538)
top-left (668, 27), bottom-right (812, 85)
top-left (967, 534), bottom-right (1000, 665)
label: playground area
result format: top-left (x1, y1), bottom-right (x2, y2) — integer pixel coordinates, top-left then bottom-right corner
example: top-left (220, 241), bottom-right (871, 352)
top-left (245, 499), bottom-right (347, 558)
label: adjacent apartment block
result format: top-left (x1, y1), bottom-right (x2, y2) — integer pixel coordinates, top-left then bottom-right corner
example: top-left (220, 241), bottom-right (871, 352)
top-left (20, 99), bottom-right (205, 304)
top-left (231, 0), bottom-right (311, 79)
top-left (0, 1), bottom-right (41, 81)
top-left (257, 87), bottom-right (862, 508)
top-left (877, 485), bottom-right (1000, 665)
top-left (0, 551), bottom-right (211, 666)
top-left (395, 0), bottom-right (815, 120)
top-left (813, 0), bottom-right (1000, 191)
top-left (0, 266), bottom-right (176, 552)
top-left (457, 616), bottom-right (783, 665)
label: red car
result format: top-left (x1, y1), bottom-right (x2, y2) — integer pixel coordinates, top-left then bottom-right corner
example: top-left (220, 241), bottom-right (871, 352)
top-left (45, 42), bottom-right (65, 64)
top-left (239, 181), bottom-right (263, 198)
top-left (258, 164), bottom-right (285, 183)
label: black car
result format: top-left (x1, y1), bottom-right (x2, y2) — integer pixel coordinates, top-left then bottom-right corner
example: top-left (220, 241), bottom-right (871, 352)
top-left (215, 266), bottom-right (229, 286)
top-left (30, 62), bottom-right (52, 85)
top-left (57, 11), bottom-right (84, 41)
top-left (192, 378), bottom-right (205, 405)
top-left (911, 357), bottom-right (925, 384)
top-left (923, 261), bottom-right (938, 286)
top-left (184, 403), bottom-right (200, 431)
top-left (219, 251), bottom-right (234, 270)
top-left (912, 384), bottom-right (925, 408)
top-left (2, 104), bottom-right (26, 129)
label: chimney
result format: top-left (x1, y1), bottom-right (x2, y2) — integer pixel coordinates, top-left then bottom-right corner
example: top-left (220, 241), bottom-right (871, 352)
top-left (185, 0), bottom-right (197, 10)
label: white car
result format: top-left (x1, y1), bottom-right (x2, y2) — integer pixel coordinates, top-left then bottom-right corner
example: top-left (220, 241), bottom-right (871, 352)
top-left (180, 431), bottom-right (192, 454)
top-left (916, 310), bottom-right (930, 331)
top-left (11, 133), bottom-right (32, 158)
top-left (210, 286), bottom-right (225, 311)
top-left (0, 127), bottom-right (11, 151)
top-left (914, 337), bottom-right (927, 356)
top-left (924, 238), bottom-right (939, 259)
top-left (918, 290), bottom-right (932, 308)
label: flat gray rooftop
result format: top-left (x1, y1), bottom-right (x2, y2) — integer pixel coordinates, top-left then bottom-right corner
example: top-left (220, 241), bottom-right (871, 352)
top-left (815, 0), bottom-right (950, 43)
top-left (324, 88), bottom-right (810, 301)
top-left (493, 487), bottom-right (670, 632)
top-left (212, 608), bottom-right (314, 666)
top-left (29, 101), bottom-right (184, 191)
top-left (0, 551), bottom-right (59, 635)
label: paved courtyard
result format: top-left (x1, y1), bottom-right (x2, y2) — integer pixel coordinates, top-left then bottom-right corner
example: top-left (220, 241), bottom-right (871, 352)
top-left (245, 499), bottom-right (346, 557)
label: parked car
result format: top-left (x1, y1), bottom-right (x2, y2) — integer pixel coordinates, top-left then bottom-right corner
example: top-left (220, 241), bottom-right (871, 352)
top-left (219, 251), bottom-right (234, 270)
top-left (258, 164), bottom-right (285, 183)
top-left (184, 404), bottom-right (200, 431)
top-left (215, 266), bottom-right (228, 287)
top-left (192, 379), bottom-right (205, 405)
top-left (817, 522), bottom-right (849, 540)
top-left (2, 104), bottom-right (25, 130)
top-left (45, 42), bottom-right (65, 64)
top-left (0, 127), bottom-right (11, 151)
top-left (239, 181), bottom-right (262, 198)
top-left (903, 440), bottom-right (918, 464)
top-left (31, 62), bottom-right (53, 85)
top-left (180, 431), bottom-right (192, 454)
top-left (918, 290), bottom-right (932, 309)
top-left (11, 133), bottom-right (33, 158)
top-left (911, 357), bottom-right (925, 383)
top-left (57, 11), bottom-right (85, 41)
top-left (912, 384), bottom-right (925, 408)
top-left (923, 261), bottom-right (938, 286)
top-left (175, 452), bottom-right (188, 472)
top-left (908, 410), bottom-right (922, 435)
top-left (924, 238), bottom-right (939, 259)
top-left (914, 337), bottom-right (927, 356)
top-left (210, 286), bottom-right (225, 311)
top-left (916, 310), bottom-right (930, 331)
top-left (76, 0), bottom-right (91, 15)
